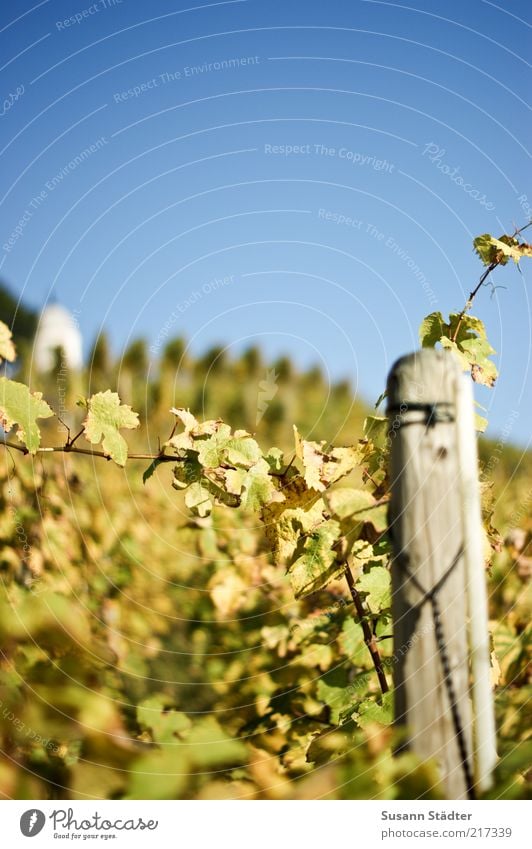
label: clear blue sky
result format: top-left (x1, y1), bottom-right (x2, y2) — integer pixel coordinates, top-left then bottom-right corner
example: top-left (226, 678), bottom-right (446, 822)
top-left (1, 0), bottom-right (531, 445)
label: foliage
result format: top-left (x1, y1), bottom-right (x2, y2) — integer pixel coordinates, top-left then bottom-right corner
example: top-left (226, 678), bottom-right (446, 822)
top-left (80, 391), bottom-right (140, 467)
top-left (0, 228), bottom-right (530, 800)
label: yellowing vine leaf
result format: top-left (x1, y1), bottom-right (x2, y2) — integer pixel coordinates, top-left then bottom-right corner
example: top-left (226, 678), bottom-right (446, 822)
top-left (0, 321), bottom-right (16, 363)
top-left (353, 692), bottom-right (393, 728)
top-left (326, 488), bottom-right (387, 532)
top-left (419, 312), bottom-right (498, 387)
top-left (473, 232), bottom-right (532, 267)
top-left (82, 390), bottom-right (139, 466)
top-left (356, 566), bottom-right (391, 612)
top-left (293, 426), bottom-right (358, 491)
top-left (288, 518), bottom-right (342, 597)
top-left (0, 377), bottom-right (53, 453)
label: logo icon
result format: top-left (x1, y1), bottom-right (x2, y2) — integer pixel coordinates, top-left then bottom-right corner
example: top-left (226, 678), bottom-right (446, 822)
top-left (20, 810), bottom-right (46, 837)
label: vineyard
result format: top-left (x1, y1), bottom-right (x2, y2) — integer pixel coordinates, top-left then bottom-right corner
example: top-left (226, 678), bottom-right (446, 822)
top-left (0, 230), bottom-right (531, 801)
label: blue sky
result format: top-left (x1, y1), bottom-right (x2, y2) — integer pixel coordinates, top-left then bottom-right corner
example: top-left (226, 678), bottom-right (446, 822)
top-left (1, 0), bottom-right (531, 445)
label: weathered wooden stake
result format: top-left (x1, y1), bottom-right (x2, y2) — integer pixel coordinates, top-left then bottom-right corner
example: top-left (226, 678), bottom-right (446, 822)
top-left (455, 373), bottom-right (497, 791)
top-left (387, 348), bottom-right (491, 799)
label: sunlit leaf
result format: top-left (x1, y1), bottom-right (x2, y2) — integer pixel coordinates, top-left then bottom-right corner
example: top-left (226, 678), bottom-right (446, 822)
top-left (0, 377), bottom-right (53, 453)
top-left (0, 321), bottom-right (16, 363)
top-left (82, 390), bottom-right (139, 466)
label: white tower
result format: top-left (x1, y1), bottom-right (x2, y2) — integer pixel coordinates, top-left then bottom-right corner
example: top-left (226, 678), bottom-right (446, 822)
top-left (33, 303), bottom-right (83, 372)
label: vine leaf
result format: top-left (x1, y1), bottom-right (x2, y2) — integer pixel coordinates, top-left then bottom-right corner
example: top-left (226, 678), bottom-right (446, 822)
top-left (136, 696), bottom-right (191, 743)
top-left (142, 456), bottom-right (164, 483)
top-left (238, 459), bottom-right (277, 512)
top-left (82, 390), bottom-right (139, 466)
top-left (263, 500), bottom-right (324, 566)
top-left (473, 233), bottom-right (532, 267)
top-left (0, 377), bottom-right (53, 453)
top-left (419, 312), bottom-right (498, 388)
top-left (353, 692), bottom-right (393, 728)
top-left (327, 488), bottom-right (387, 532)
top-left (419, 311), bottom-right (446, 348)
top-left (0, 321), bottom-right (16, 363)
top-left (288, 518), bottom-right (342, 598)
top-left (293, 426), bottom-right (358, 491)
top-left (184, 481), bottom-right (213, 518)
top-left (356, 566), bottom-right (391, 611)
top-left (316, 668), bottom-right (366, 725)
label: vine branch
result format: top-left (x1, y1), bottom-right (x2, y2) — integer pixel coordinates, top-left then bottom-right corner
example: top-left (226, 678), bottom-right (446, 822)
top-left (344, 561), bottom-right (389, 695)
top-left (451, 221), bottom-right (532, 343)
top-left (0, 439), bottom-right (177, 463)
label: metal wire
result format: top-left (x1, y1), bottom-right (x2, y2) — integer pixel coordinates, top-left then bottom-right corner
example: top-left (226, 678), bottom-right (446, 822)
top-left (397, 545), bottom-right (477, 800)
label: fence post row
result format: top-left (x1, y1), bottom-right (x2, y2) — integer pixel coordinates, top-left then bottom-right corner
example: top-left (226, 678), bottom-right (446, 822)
top-left (386, 348), bottom-right (496, 800)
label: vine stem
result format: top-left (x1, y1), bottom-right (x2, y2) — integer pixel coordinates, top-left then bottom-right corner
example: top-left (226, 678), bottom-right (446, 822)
top-left (451, 221), bottom-right (532, 343)
top-left (344, 562), bottom-right (389, 695)
top-left (0, 439), bottom-right (177, 463)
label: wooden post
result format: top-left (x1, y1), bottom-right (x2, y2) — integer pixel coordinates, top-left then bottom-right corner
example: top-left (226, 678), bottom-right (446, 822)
top-left (455, 374), bottom-right (497, 791)
top-left (387, 349), bottom-right (482, 799)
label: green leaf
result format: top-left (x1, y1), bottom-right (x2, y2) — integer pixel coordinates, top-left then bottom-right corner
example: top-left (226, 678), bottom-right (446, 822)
top-left (473, 233), bottom-right (531, 267)
top-left (461, 336), bottom-right (498, 387)
top-left (196, 425), bottom-right (232, 468)
top-left (473, 233), bottom-right (498, 266)
top-left (172, 452), bottom-right (202, 489)
top-left (363, 415), bottom-right (388, 445)
top-left (419, 311), bottom-right (446, 348)
top-left (327, 488), bottom-right (388, 532)
top-left (449, 312), bottom-right (487, 342)
top-left (0, 321), bottom-right (16, 363)
top-left (142, 456), bottom-right (165, 484)
top-left (265, 446), bottom-right (284, 473)
top-left (440, 336), bottom-right (471, 370)
top-left (239, 458), bottom-right (276, 512)
top-left (354, 692), bottom-right (393, 728)
top-left (262, 494), bottom-right (325, 565)
top-left (340, 619), bottom-right (371, 667)
top-left (182, 717), bottom-right (247, 768)
top-left (82, 390), bottom-right (139, 466)
top-left (316, 668), bottom-right (366, 725)
top-left (489, 236), bottom-right (522, 264)
top-left (125, 749), bottom-right (188, 800)
top-left (436, 314), bottom-right (498, 387)
top-left (170, 407), bottom-right (221, 438)
top-left (294, 426), bottom-right (359, 491)
top-left (288, 519), bottom-right (342, 598)
top-left (0, 377), bottom-right (53, 453)
top-left (474, 412), bottom-right (488, 433)
top-left (137, 696), bottom-right (192, 743)
top-left (356, 566), bottom-right (391, 611)
top-left (184, 481), bottom-right (213, 518)
top-left (225, 435), bottom-right (262, 468)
